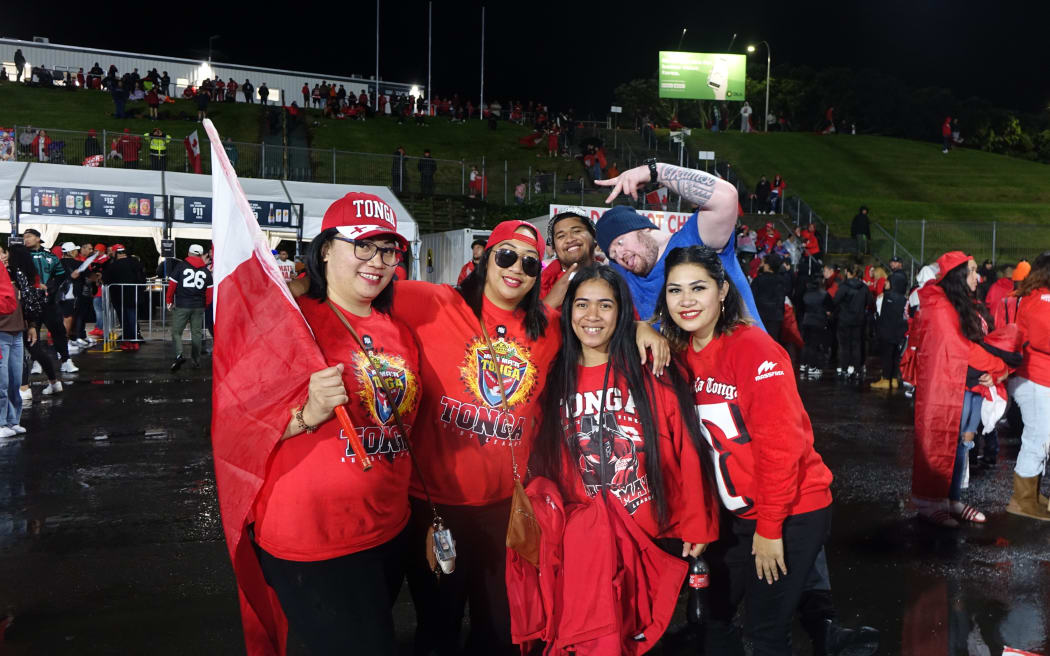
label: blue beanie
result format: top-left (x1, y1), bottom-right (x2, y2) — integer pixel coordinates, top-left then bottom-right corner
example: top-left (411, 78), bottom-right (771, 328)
top-left (595, 206), bottom-right (658, 256)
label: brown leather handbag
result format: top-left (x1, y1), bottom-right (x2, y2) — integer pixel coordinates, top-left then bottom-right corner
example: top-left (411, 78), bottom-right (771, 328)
top-left (479, 316), bottom-right (541, 567)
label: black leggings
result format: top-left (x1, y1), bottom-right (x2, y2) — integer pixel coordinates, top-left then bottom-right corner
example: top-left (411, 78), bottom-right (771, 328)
top-left (801, 325), bottom-right (827, 369)
top-left (41, 302), bottom-right (69, 360)
top-left (405, 496), bottom-right (515, 656)
top-left (877, 338), bottom-right (903, 380)
top-left (705, 506), bottom-right (833, 656)
top-left (255, 525), bottom-right (408, 656)
top-left (23, 334), bottom-right (57, 383)
top-left (836, 324), bottom-right (864, 370)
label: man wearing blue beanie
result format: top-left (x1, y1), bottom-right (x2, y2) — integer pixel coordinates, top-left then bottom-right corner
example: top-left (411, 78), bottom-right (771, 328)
top-left (595, 161), bottom-right (764, 329)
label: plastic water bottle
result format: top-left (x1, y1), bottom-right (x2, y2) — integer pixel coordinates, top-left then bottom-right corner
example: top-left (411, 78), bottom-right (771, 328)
top-left (686, 555), bottom-right (709, 626)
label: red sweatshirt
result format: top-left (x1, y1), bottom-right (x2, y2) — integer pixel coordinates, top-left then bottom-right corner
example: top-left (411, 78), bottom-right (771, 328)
top-left (539, 260), bottom-right (568, 299)
top-left (391, 281), bottom-right (562, 506)
top-left (558, 364), bottom-right (718, 545)
top-left (252, 298), bottom-right (421, 561)
top-left (686, 325), bottom-right (833, 539)
top-left (1016, 287), bottom-right (1050, 386)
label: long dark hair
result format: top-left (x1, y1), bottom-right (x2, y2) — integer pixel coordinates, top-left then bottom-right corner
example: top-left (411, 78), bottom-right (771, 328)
top-left (457, 246), bottom-right (548, 340)
top-left (6, 244), bottom-right (37, 285)
top-left (1015, 252), bottom-right (1050, 298)
top-left (304, 228), bottom-right (394, 313)
top-left (533, 265), bottom-right (683, 529)
top-left (654, 245), bottom-right (751, 352)
top-left (938, 260), bottom-right (991, 341)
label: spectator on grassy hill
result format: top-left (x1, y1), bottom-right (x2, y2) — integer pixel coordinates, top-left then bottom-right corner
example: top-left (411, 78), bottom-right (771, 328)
top-left (116, 128), bottom-right (141, 169)
top-left (300, 82), bottom-right (309, 107)
top-left (418, 149), bottom-right (437, 196)
top-left (240, 79), bottom-right (254, 103)
top-left (740, 101), bottom-right (753, 132)
top-left (87, 63), bottom-right (103, 87)
top-left (259, 83), bottom-right (269, 105)
top-left (310, 84), bottom-right (321, 108)
top-left (951, 118), bottom-right (964, 145)
top-left (379, 93), bottom-right (388, 115)
top-left (756, 222), bottom-right (781, 253)
top-left (13, 50), bottom-right (25, 82)
top-left (195, 86), bottom-right (210, 122)
top-left (941, 116), bottom-right (952, 154)
top-left (769, 174), bottom-right (785, 213)
top-left (110, 80), bottom-right (129, 119)
top-left (146, 86), bottom-right (160, 120)
top-left (225, 78), bottom-right (238, 102)
top-left (750, 175), bottom-right (770, 213)
top-left (514, 178), bottom-right (526, 204)
top-left (84, 129), bottom-right (102, 159)
top-left (391, 146), bottom-right (407, 193)
top-left (158, 71), bottom-right (169, 96)
top-left (851, 206), bottom-right (871, 255)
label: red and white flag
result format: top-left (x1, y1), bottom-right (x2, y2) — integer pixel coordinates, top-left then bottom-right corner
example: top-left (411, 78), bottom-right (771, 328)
top-left (185, 130), bottom-right (202, 174)
top-left (645, 186), bottom-right (668, 210)
top-left (204, 118), bottom-right (327, 655)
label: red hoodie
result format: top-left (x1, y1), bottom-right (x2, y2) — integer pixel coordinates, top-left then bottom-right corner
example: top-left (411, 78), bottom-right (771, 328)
top-left (1016, 287), bottom-right (1050, 386)
top-left (686, 324), bottom-right (833, 539)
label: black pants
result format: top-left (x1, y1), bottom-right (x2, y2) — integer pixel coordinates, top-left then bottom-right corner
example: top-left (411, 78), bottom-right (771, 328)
top-left (836, 324), bottom-right (864, 370)
top-left (73, 297), bottom-right (93, 340)
top-left (764, 319), bottom-right (783, 346)
top-left (705, 506), bottom-right (833, 656)
top-left (877, 338), bottom-right (903, 380)
top-left (255, 525), bottom-right (408, 656)
top-left (41, 302), bottom-right (69, 360)
top-left (24, 333), bottom-right (57, 383)
top-left (801, 325), bottom-right (827, 369)
top-left (405, 496), bottom-right (515, 656)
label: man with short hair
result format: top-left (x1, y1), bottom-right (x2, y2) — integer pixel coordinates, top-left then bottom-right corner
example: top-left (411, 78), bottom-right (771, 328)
top-left (594, 162), bottom-right (763, 327)
top-left (418, 149), bottom-right (437, 196)
top-left (457, 239), bottom-right (487, 285)
top-left (166, 244), bottom-right (213, 370)
top-left (23, 229), bottom-right (78, 372)
top-left (887, 255), bottom-right (908, 292)
top-left (541, 207), bottom-right (598, 308)
top-left (275, 250), bottom-right (295, 281)
top-left (851, 206), bottom-right (871, 255)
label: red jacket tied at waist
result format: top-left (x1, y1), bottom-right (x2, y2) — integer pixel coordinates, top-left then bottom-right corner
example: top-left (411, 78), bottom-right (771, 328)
top-left (506, 476), bottom-right (687, 655)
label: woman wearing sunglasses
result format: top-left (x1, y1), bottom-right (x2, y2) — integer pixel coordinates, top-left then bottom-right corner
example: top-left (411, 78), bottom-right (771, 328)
top-left (656, 245), bottom-right (834, 656)
top-left (389, 220), bottom-right (670, 655)
top-left (250, 193), bottom-right (421, 655)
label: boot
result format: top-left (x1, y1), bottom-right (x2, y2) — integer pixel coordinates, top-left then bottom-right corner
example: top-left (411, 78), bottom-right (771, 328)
top-left (1006, 473), bottom-right (1050, 521)
top-left (1037, 472), bottom-right (1050, 507)
top-left (869, 377), bottom-right (892, 390)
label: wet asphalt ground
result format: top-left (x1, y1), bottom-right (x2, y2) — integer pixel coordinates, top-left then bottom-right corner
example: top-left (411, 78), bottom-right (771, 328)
top-left (1, 341), bottom-right (1049, 655)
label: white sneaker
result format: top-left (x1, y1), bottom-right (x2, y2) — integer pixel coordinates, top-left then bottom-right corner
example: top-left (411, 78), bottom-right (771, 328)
top-left (68, 344), bottom-right (81, 354)
top-left (61, 359), bottom-right (79, 373)
top-left (19, 388), bottom-right (31, 401)
top-left (75, 338), bottom-right (90, 347)
top-left (30, 361), bottom-right (42, 375)
top-left (0, 427), bottom-right (15, 438)
top-left (42, 381), bottom-right (63, 395)
top-left (9, 425), bottom-right (26, 434)
top-left (846, 365), bottom-right (855, 375)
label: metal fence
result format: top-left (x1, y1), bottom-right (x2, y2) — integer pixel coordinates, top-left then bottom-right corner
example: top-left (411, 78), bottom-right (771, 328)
top-left (99, 282), bottom-right (169, 350)
top-left (887, 220), bottom-right (1050, 268)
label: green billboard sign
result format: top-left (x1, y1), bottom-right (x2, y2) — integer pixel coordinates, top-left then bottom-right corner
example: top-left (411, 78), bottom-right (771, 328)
top-left (658, 51), bottom-right (747, 101)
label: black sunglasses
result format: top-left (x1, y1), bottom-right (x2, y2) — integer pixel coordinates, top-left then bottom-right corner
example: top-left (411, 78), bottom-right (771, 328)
top-left (493, 248), bottom-right (541, 277)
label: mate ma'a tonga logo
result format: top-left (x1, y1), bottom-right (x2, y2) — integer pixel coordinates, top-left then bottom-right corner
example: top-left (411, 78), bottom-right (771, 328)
top-left (461, 324), bottom-right (537, 409)
top-left (352, 343), bottom-right (418, 425)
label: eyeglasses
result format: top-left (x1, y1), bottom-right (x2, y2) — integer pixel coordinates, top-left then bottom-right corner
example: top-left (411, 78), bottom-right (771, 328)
top-left (493, 248), bottom-right (541, 277)
top-left (333, 236), bottom-right (403, 266)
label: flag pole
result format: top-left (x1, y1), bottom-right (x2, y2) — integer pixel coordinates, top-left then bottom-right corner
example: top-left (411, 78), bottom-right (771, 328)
top-left (427, 1), bottom-right (432, 117)
top-left (479, 6), bottom-right (485, 119)
top-left (375, 0), bottom-right (380, 111)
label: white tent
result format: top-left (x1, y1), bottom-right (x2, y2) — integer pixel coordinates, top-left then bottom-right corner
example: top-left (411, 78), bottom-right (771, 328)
top-left (1, 161), bottom-right (419, 272)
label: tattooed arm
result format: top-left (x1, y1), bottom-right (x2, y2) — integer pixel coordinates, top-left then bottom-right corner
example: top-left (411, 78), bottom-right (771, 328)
top-left (595, 162), bottom-right (738, 251)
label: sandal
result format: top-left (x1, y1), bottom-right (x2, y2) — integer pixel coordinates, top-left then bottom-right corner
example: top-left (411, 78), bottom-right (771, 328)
top-left (950, 502), bottom-right (986, 523)
top-left (919, 508), bottom-right (959, 528)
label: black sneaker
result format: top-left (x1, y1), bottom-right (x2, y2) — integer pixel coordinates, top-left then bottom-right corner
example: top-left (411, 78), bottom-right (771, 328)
top-left (191, 358), bottom-right (201, 369)
top-left (171, 355), bottom-right (186, 372)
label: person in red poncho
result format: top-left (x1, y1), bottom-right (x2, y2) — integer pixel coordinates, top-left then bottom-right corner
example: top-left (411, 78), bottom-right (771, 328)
top-left (519, 265), bottom-right (719, 653)
top-left (249, 194), bottom-right (421, 654)
top-left (1005, 251), bottom-right (1050, 521)
top-left (656, 245), bottom-right (870, 656)
top-left (910, 251), bottom-right (1006, 527)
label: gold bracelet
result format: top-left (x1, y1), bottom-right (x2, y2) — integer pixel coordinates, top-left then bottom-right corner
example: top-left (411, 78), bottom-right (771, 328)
top-left (294, 405), bottom-right (318, 433)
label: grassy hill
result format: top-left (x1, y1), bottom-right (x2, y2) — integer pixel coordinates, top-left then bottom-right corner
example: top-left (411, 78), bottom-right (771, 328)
top-left (686, 131), bottom-right (1050, 229)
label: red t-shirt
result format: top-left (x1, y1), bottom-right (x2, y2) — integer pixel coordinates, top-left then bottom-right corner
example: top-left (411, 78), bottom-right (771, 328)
top-left (539, 260), bottom-right (568, 299)
top-left (1017, 288), bottom-right (1050, 386)
top-left (252, 298), bottom-right (421, 561)
top-left (457, 261), bottom-right (475, 286)
top-left (686, 325), bottom-right (832, 539)
top-left (558, 364), bottom-right (718, 545)
top-left (391, 281), bottom-right (562, 506)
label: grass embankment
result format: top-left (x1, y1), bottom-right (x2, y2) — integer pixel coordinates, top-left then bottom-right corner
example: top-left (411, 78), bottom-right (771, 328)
top-left (686, 131), bottom-right (1050, 263)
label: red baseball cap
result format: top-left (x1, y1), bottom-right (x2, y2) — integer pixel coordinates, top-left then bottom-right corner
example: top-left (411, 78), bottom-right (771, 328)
top-left (485, 220), bottom-right (544, 261)
top-left (113, 243), bottom-right (126, 252)
top-left (320, 192), bottom-right (407, 250)
top-left (935, 251), bottom-right (971, 281)
top-left (95, 243), bottom-right (106, 251)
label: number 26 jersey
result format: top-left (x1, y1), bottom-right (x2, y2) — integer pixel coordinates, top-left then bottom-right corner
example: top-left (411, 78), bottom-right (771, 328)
top-left (166, 256), bottom-right (213, 309)
top-left (685, 324), bottom-right (832, 540)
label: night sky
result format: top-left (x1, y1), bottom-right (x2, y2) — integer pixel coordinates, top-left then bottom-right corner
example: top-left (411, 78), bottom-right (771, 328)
top-left (6, 0), bottom-right (1048, 116)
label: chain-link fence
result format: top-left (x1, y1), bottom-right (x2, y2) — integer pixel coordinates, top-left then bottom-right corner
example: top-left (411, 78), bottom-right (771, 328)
top-left (888, 220), bottom-right (1050, 267)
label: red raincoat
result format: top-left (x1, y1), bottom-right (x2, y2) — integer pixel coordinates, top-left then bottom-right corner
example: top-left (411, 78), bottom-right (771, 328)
top-left (910, 285), bottom-right (968, 499)
top-left (507, 477), bottom-right (688, 655)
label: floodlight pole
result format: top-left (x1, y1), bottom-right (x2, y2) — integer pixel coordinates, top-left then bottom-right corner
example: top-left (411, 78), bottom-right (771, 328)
top-left (760, 40), bottom-right (771, 133)
top-left (208, 35), bottom-right (220, 63)
top-left (480, 6), bottom-right (485, 119)
top-left (375, 0), bottom-right (380, 110)
top-left (427, 1), bottom-right (432, 116)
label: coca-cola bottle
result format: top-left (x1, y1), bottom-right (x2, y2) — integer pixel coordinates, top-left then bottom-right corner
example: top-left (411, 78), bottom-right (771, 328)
top-left (686, 555), bottom-right (709, 627)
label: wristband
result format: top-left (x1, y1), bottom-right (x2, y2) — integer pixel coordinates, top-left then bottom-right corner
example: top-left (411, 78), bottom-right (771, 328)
top-left (645, 158), bottom-right (659, 183)
top-left (294, 404), bottom-right (318, 433)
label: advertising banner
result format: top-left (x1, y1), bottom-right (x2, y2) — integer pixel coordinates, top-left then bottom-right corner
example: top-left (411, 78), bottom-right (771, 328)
top-left (548, 204), bottom-right (695, 241)
top-left (658, 51), bottom-right (746, 101)
top-left (24, 186), bottom-right (161, 220)
top-left (171, 195), bottom-right (300, 229)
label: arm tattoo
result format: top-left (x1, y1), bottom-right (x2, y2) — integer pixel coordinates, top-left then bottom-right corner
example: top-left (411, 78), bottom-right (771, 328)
top-left (656, 163), bottom-right (717, 208)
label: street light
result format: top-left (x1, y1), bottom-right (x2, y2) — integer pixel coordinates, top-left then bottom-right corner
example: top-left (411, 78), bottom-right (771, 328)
top-left (208, 35), bottom-right (220, 62)
top-left (747, 41), bottom-right (771, 132)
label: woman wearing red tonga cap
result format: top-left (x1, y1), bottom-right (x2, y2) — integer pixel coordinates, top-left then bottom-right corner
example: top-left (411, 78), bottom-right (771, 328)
top-left (250, 191), bottom-right (422, 654)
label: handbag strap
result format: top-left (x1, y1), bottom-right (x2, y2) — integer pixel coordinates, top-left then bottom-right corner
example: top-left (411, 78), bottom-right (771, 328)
top-left (478, 315), bottom-right (521, 482)
top-left (324, 299), bottom-right (441, 524)
top-left (596, 361), bottom-right (613, 500)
